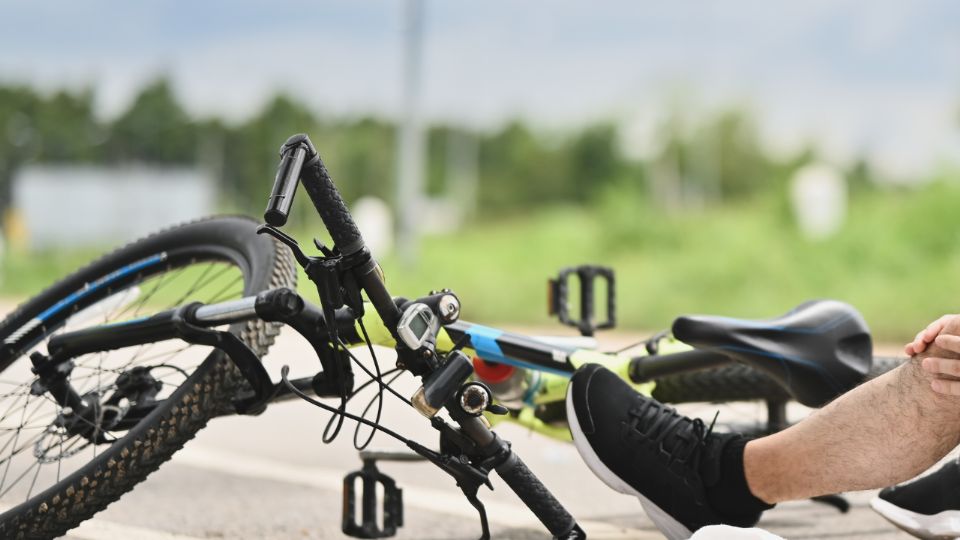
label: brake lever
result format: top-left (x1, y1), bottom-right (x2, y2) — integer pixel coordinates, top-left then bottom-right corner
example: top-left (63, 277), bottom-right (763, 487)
top-left (257, 225), bottom-right (351, 336)
top-left (313, 237), bottom-right (336, 257)
top-left (257, 224), bottom-right (312, 267)
top-left (462, 486), bottom-right (492, 540)
top-left (405, 438), bottom-right (493, 540)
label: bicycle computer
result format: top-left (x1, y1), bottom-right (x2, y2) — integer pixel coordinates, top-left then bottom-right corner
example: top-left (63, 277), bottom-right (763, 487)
top-left (397, 303), bottom-right (438, 350)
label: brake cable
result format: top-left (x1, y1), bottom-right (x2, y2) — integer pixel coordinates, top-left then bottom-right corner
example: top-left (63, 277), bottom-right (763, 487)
top-left (280, 365), bottom-right (410, 445)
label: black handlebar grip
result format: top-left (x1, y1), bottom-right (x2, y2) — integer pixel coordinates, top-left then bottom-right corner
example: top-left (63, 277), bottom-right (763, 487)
top-left (286, 134), bottom-right (365, 256)
top-left (264, 145), bottom-right (307, 226)
top-left (495, 451), bottom-right (585, 539)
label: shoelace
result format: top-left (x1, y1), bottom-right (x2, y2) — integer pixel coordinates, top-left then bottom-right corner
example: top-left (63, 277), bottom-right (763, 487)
top-left (625, 399), bottom-right (719, 467)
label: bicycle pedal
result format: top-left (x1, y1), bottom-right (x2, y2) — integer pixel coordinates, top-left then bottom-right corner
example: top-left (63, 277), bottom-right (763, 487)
top-left (342, 459), bottom-right (403, 538)
top-left (548, 264), bottom-right (616, 337)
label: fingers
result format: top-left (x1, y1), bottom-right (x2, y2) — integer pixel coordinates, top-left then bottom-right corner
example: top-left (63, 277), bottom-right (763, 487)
top-left (906, 330), bottom-right (932, 356)
top-left (905, 315), bottom-right (957, 356)
top-left (908, 330), bottom-right (927, 355)
top-left (936, 334), bottom-right (960, 356)
top-left (921, 316), bottom-right (950, 341)
top-left (923, 356), bottom-right (960, 378)
top-left (931, 378), bottom-right (960, 396)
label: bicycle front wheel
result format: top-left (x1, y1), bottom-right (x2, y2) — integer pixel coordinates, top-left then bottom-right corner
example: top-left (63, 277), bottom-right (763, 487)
top-left (0, 216), bottom-right (295, 539)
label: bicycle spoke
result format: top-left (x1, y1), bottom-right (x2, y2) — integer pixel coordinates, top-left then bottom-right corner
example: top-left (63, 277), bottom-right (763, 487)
top-left (0, 397), bottom-right (64, 460)
top-left (24, 453), bottom-right (43, 500)
top-left (0, 391), bottom-right (30, 429)
top-left (166, 264), bottom-right (231, 309)
top-left (56, 428), bottom-right (65, 483)
top-left (0, 393), bottom-right (36, 491)
top-left (0, 458), bottom-right (41, 499)
top-left (110, 265), bottom-right (176, 321)
top-left (200, 273), bottom-right (244, 305)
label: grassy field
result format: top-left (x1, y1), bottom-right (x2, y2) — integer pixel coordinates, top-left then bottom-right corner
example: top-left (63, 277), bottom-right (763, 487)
top-left (2, 182), bottom-right (959, 342)
top-left (379, 181), bottom-right (960, 342)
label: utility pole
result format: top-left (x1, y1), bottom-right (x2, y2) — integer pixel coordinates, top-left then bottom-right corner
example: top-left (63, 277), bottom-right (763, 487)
top-left (396, 0), bottom-right (425, 266)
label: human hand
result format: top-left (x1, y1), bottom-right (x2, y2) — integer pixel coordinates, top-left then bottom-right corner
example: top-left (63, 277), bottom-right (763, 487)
top-left (905, 315), bottom-right (959, 356)
top-left (922, 333), bottom-right (960, 395)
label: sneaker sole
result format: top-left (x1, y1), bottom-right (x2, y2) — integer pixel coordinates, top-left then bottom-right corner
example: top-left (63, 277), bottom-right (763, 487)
top-left (566, 384), bottom-right (694, 540)
top-left (870, 497), bottom-right (960, 539)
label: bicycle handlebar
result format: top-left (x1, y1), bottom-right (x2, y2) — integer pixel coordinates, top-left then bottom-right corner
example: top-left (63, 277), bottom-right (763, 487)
top-left (278, 134), bottom-right (366, 256)
top-left (495, 451), bottom-right (585, 539)
top-left (265, 133), bottom-right (401, 330)
top-left (264, 141), bottom-right (307, 227)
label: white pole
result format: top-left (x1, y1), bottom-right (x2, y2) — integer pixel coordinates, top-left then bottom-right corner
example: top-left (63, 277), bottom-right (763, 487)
top-left (396, 0), bottom-right (425, 266)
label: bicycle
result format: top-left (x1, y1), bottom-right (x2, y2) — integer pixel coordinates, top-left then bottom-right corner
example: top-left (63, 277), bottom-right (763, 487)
top-left (0, 133), bottom-right (903, 539)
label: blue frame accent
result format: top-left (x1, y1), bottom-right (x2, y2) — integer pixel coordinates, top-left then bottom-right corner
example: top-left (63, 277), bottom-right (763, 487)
top-left (37, 253), bottom-right (166, 323)
top-left (465, 324), bottom-right (572, 377)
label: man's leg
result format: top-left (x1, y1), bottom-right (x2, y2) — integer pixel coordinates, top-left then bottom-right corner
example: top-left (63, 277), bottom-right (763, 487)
top-left (744, 333), bottom-right (960, 503)
top-left (567, 319), bottom-right (960, 537)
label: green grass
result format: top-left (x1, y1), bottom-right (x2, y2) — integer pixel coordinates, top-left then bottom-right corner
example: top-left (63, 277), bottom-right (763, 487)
top-left (374, 183), bottom-right (960, 342)
top-left (4, 182), bottom-right (960, 342)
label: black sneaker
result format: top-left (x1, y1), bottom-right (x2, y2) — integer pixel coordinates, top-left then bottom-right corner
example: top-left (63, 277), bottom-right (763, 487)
top-left (871, 459), bottom-right (960, 539)
top-left (566, 364), bottom-right (762, 539)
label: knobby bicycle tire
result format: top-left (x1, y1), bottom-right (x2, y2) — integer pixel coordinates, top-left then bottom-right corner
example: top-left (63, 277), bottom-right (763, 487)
top-left (0, 216), bottom-right (296, 539)
top-left (651, 356), bottom-right (905, 404)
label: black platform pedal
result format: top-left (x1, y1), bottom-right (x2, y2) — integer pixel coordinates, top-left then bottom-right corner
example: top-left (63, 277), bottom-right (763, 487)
top-left (342, 457), bottom-right (404, 538)
top-left (549, 264), bottom-right (616, 337)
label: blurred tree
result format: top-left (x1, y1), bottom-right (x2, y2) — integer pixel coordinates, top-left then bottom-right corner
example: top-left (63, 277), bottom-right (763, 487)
top-left (330, 117), bottom-right (395, 203)
top-left (568, 123), bottom-right (620, 200)
top-left (221, 94), bottom-right (318, 214)
top-left (106, 78), bottom-right (196, 163)
top-left (0, 80), bottom-right (861, 223)
top-left (426, 125), bottom-right (453, 197)
top-left (33, 89), bottom-right (103, 162)
top-left (479, 121), bottom-right (572, 211)
top-left (0, 86), bottom-right (41, 209)
top-left (846, 158), bottom-right (876, 194)
top-left (0, 86), bottom-right (105, 210)
top-left (710, 110), bottom-right (770, 198)
top-left (651, 108), bottom-right (776, 209)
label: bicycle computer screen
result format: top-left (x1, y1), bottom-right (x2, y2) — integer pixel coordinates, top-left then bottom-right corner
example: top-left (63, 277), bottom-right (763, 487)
top-left (409, 312), bottom-right (429, 338)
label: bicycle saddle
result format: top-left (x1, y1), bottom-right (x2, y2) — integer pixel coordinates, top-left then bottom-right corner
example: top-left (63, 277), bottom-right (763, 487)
top-left (672, 300), bottom-right (872, 407)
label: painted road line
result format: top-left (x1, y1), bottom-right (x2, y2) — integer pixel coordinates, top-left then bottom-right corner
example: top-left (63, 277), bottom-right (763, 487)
top-left (174, 444), bottom-right (656, 539)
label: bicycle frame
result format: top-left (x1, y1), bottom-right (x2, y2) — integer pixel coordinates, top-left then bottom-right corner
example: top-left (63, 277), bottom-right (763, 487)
top-left (42, 287), bottom-right (730, 438)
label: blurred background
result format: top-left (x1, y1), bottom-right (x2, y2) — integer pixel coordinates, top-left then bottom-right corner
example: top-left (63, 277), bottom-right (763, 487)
top-left (1, 0), bottom-right (959, 340)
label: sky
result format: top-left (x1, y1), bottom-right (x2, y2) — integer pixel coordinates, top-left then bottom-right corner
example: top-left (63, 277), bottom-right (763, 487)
top-left (1, 1), bottom-right (958, 179)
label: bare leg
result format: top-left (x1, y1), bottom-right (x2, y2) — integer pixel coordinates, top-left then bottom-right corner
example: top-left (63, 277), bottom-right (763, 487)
top-left (744, 325), bottom-right (960, 503)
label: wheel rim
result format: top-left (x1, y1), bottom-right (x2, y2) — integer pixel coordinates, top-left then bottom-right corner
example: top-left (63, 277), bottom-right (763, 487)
top-left (0, 252), bottom-right (249, 506)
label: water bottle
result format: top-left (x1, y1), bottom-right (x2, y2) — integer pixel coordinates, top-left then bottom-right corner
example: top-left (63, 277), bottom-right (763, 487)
top-left (472, 357), bottom-right (534, 410)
